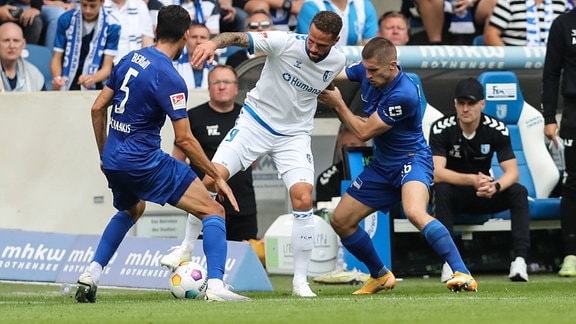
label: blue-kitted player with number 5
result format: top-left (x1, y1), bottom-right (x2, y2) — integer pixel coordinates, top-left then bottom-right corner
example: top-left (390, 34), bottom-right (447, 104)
top-left (75, 5), bottom-right (250, 303)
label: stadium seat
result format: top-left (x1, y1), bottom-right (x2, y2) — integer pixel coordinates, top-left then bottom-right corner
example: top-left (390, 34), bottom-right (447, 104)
top-left (478, 71), bottom-right (560, 220)
top-left (472, 35), bottom-right (485, 46)
top-left (24, 44), bottom-right (52, 90)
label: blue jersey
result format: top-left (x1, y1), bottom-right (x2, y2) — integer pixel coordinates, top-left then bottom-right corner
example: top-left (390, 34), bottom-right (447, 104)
top-left (345, 62), bottom-right (429, 167)
top-left (102, 47), bottom-right (189, 171)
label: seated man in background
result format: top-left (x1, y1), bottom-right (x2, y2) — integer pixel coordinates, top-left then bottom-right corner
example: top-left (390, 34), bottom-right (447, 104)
top-left (316, 125), bottom-right (367, 203)
top-left (377, 11), bottom-right (410, 46)
top-left (0, 0), bottom-right (44, 45)
top-left (174, 23), bottom-right (215, 90)
top-left (484, 0), bottom-right (569, 46)
top-left (0, 21), bottom-right (44, 92)
top-left (428, 77), bottom-right (531, 282)
top-left (50, 0), bottom-right (120, 90)
top-left (225, 9), bottom-right (274, 68)
top-left (171, 65), bottom-right (258, 242)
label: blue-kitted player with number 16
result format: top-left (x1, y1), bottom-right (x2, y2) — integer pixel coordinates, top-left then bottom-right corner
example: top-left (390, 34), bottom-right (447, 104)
top-left (75, 5), bottom-right (250, 303)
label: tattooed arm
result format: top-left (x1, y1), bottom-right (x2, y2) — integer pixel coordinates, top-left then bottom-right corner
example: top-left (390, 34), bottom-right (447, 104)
top-left (191, 32), bottom-right (251, 66)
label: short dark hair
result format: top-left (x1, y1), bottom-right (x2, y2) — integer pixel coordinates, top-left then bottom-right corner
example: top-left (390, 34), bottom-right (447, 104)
top-left (378, 11), bottom-right (409, 28)
top-left (311, 11), bottom-right (342, 39)
top-left (208, 65), bottom-right (238, 81)
top-left (156, 5), bottom-right (191, 43)
top-left (362, 37), bottom-right (397, 64)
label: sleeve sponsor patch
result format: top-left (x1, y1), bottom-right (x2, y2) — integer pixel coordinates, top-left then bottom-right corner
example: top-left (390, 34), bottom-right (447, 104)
top-left (170, 93), bottom-right (186, 110)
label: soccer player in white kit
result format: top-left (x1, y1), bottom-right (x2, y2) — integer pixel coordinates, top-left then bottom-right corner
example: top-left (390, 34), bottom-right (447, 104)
top-left (161, 11), bottom-right (346, 297)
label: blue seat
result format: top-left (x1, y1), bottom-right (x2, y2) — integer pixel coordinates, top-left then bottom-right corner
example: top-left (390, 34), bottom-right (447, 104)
top-left (472, 35), bottom-right (485, 46)
top-left (24, 44), bottom-right (52, 90)
top-left (478, 71), bottom-right (560, 220)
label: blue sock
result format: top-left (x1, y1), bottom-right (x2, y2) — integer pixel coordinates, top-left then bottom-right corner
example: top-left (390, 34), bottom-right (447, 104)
top-left (341, 227), bottom-right (388, 278)
top-left (93, 211), bottom-right (135, 267)
top-left (422, 219), bottom-right (469, 274)
top-left (202, 216), bottom-right (226, 280)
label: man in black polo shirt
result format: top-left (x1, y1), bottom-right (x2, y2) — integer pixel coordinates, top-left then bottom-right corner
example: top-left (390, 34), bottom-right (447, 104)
top-left (428, 77), bottom-right (531, 282)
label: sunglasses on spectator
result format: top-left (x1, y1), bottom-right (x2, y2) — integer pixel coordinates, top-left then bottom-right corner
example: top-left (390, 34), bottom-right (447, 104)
top-left (248, 21), bottom-right (272, 29)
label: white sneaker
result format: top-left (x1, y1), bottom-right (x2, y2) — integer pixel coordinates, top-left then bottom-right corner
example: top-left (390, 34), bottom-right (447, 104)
top-left (292, 282), bottom-right (317, 297)
top-left (160, 245), bottom-right (191, 271)
top-left (204, 288), bottom-right (251, 302)
top-left (440, 262), bottom-right (453, 283)
top-left (509, 256), bottom-right (529, 282)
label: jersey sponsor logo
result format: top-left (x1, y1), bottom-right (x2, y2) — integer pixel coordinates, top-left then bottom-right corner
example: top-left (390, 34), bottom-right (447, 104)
top-left (281, 72), bottom-right (322, 94)
top-left (170, 93), bottom-right (186, 110)
top-left (482, 115), bottom-right (509, 136)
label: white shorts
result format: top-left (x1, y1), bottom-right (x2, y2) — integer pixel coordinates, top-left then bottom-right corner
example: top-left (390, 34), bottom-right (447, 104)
top-left (212, 108), bottom-right (315, 188)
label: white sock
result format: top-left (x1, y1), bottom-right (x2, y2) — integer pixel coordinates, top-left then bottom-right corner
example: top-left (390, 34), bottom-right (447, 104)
top-left (207, 278), bottom-right (224, 291)
top-left (88, 261), bottom-right (103, 284)
top-left (291, 209), bottom-right (314, 286)
top-left (182, 214), bottom-right (203, 251)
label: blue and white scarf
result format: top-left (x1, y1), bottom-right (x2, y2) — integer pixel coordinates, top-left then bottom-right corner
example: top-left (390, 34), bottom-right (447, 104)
top-left (62, 8), bottom-right (110, 90)
top-left (525, 0), bottom-right (554, 46)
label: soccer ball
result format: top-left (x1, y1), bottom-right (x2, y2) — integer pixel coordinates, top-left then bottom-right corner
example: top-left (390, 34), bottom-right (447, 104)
top-left (169, 261), bottom-right (208, 299)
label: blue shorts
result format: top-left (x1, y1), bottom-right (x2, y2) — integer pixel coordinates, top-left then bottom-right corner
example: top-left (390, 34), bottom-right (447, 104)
top-left (345, 150), bottom-right (433, 212)
top-left (104, 154), bottom-right (197, 211)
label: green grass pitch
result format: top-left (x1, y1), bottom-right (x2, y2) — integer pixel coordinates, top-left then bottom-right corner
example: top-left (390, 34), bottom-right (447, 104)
top-left (1, 274), bottom-right (576, 323)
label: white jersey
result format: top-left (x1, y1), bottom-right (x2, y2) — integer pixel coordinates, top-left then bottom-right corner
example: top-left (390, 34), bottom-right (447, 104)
top-left (244, 31), bottom-right (346, 136)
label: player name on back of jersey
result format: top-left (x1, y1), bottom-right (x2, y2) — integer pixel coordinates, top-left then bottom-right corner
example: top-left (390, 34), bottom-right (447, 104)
top-left (131, 52), bottom-right (150, 69)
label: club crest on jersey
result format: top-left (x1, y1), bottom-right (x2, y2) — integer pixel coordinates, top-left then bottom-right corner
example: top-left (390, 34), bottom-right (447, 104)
top-left (306, 153), bottom-right (313, 164)
top-left (170, 93), bottom-right (186, 110)
top-left (481, 144), bottom-right (491, 155)
top-left (323, 71), bottom-right (334, 82)
top-left (293, 60), bottom-right (302, 69)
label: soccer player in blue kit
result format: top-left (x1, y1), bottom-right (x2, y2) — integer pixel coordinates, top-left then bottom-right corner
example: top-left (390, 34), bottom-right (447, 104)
top-left (318, 37), bottom-right (478, 294)
top-left (74, 5), bottom-right (250, 303)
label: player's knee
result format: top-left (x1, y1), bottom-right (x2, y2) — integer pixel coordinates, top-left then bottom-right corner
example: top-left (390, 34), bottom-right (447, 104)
top-left (127, 200), bottom-right (146, 222)
top-left (289, 184), bottom-right (313, 210)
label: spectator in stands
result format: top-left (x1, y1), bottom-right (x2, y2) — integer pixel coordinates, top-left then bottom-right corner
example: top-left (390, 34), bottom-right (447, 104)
top-left (174, 23), bottom-right (215, 89)
top-left (50, 0), bottom-right (120, 91)
top-left (429, 77), bottom-right (531, 282)
top-left (377, 11), bottom-right (410, 46)
top-left (407, 0), bottom-right (492, 45)
top-left (296, 0), bottom-right (378, 46)
top-left (243, 0), bottom-right (303, 31)
top-left (484, 0), bottom-right (569, 46)
top-left (104, 0), bottom-right (154, 64)
top-left (219, 0), bottom-right (248, 33)
top-left (172, 65), bottom-right (258, 241)
top-left (161, 0), bottom-right (221, 35)
top-left (0, 0), bottom-right (44, 44)
top-left (39, 1), bottom-right (76, 50)
top-left (316, 124), bottom-right (366, 203)
top-left (0, 21), bottom-right (44, 91)
top-left (541, 8), bottom-right (576, 277)
top-left (225, 9), bottom-right (273, 68)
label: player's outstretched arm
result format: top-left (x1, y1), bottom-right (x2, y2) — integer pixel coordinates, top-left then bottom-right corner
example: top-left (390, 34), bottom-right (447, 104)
top-left (191, 32), bottom-right (250, 67)
top-left (172, 118), bottom-right (239, 211)
top-left (91, 86), bottom-right (114, 159)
